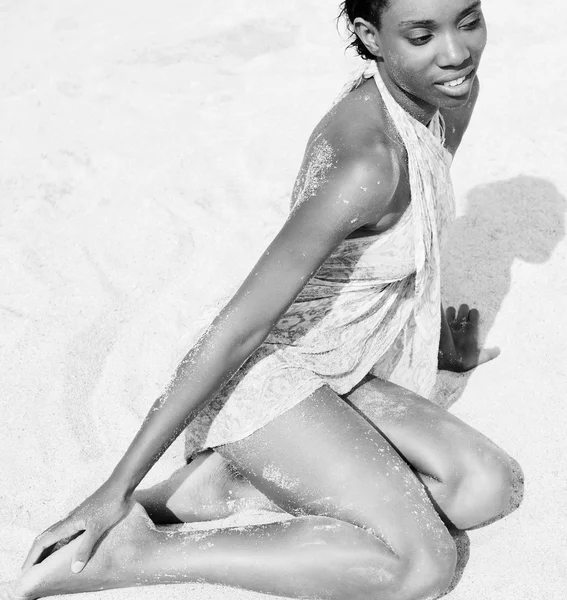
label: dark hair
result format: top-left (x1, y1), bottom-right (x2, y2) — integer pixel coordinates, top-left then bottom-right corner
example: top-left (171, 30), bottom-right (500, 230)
top-left (337, 0), bottom-right (390, 61)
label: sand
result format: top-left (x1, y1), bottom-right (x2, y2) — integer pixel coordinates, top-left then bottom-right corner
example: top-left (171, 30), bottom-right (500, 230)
top-left (1, 0), bottom-right (566, 598)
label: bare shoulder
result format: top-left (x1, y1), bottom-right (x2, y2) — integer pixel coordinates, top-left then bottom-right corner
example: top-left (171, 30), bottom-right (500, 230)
top-left (217, 90), bottom-right (403, 344)
top-left (441, 76), bottom-right (481, 155)
top-left (222, 114), bottom-right (401, 342)
top-left (292, 94), bottom-right (402, 229)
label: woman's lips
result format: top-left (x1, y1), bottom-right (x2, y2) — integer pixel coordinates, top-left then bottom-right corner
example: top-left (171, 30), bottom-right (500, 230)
top-left (434, 70), bottom-right (475, 97)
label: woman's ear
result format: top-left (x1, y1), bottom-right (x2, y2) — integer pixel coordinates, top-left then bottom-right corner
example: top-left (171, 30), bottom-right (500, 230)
top-left (353, 17), bottom-right (383, 60)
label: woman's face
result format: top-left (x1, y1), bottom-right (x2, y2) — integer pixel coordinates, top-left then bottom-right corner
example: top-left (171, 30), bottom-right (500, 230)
top-left (375, 0), bottom-right (487, 112)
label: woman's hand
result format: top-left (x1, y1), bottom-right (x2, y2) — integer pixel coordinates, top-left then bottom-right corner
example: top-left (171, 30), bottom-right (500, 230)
top-left (438, 304), bottom-right (500, 373)
top-left (21, 479), bottom-right (133, 574)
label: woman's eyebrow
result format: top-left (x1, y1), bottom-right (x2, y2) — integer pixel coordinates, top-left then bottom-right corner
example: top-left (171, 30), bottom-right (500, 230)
top-left (398, 0), bottom-right (482, 28)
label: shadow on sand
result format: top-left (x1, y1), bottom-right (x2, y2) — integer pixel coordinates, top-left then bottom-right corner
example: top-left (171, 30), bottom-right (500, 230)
top-left (434, 174), bottom-right (565, 411)
top-left (438, 175), bottom-right (564, 594)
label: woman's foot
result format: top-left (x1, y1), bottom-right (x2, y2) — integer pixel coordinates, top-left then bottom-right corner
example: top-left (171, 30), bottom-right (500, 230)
top-left (0, 583), bottom-right (27, 600)
top-left (1, 503), bottom-right (157, 599)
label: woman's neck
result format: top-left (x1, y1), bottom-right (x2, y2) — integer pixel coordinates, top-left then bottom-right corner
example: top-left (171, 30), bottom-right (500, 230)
top-left (376, 62), bottom-right (437, 127)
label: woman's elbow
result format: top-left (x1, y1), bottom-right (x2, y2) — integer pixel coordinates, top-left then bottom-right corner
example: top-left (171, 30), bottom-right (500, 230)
top-left (235, 326), bottom-right (271, 356)
top-left (211, 312), bottom-right (271, 358)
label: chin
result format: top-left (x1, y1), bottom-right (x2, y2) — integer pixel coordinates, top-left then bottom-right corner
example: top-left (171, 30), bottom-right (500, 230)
top-left (439, 93), bottom-right (473, 110)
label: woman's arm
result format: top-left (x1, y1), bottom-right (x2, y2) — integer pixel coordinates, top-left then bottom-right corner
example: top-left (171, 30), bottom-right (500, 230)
top-left (108, 139), bottom-right (398, 496)
top-left (438, 76), bottom-right (498, 371)
top-left (23, 135), bottom-right (400, 572)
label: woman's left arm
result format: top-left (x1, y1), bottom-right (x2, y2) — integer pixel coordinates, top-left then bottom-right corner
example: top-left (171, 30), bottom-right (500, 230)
top-left (438, 77), bottom-right (499, 372)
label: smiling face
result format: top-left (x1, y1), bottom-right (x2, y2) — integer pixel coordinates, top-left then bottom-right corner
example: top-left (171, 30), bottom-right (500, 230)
top-left (354, 0), bottom-right (487, 121)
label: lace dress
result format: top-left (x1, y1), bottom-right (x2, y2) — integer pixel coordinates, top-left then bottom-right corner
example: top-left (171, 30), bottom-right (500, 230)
top-left (183, 65), bottom-right (456, 458)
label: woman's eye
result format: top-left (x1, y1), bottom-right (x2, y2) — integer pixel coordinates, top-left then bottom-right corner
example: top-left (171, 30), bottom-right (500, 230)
top-left (461, 16), bottom-right (482, 30)
top-left (406, 28), bottom-right (432, 45)
top-left (408, 35), bottom-right (432, 46)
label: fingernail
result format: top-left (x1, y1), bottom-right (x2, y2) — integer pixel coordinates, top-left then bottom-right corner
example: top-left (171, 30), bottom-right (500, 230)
top-left (71, 561), bottom-right (85, 573)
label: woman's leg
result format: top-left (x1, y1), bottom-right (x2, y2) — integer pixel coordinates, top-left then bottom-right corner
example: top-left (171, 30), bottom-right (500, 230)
top-left (136, 376), bottom-right (520, 530)
top-left (134, 449), bottom-right (281, 524)
top-left (346, 376), bottom-right (520, 530)
top-left (3, 386), bottom-right (456, 600)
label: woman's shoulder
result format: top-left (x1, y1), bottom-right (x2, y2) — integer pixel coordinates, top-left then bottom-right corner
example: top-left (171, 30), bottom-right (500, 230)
top-left (302, 79), bottom-right (403, 188)
top-left (315, 78), bottom-right (400, 143)
top-left (288, 84), bottom-right (402, 227)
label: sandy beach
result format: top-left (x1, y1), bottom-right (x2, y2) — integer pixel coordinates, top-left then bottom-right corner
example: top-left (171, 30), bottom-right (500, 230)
top-left (1, 0), bottom-right (566, 598)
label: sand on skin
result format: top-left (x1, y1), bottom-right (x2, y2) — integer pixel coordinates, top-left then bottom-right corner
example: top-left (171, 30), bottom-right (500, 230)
top-left (1, 1), bottom-right (566, 599)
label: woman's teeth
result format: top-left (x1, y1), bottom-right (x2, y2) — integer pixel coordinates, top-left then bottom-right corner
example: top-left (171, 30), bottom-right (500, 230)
top-left (443, 75), bottom-right (466, 87)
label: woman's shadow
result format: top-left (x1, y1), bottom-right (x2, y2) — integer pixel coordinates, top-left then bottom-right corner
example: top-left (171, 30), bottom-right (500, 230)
top-left (434, 174), bottom-right (565, 410)
top-left (436, 175), bottom-right (565, 595)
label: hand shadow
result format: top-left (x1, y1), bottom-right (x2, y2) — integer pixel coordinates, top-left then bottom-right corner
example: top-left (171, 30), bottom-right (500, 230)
top-left (433, 175), bottom-right (565, 410)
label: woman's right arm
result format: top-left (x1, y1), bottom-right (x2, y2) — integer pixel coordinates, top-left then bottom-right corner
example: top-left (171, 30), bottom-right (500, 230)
top-left (23, 135), bottom-right (399, 573)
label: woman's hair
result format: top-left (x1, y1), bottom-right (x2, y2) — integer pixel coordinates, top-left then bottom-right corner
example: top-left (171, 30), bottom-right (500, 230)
top-left (337, 0), bottom-right (391, 60)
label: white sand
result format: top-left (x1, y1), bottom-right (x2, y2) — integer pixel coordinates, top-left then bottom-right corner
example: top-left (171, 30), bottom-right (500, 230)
top-left (1, 0), bottom-right (566, 598)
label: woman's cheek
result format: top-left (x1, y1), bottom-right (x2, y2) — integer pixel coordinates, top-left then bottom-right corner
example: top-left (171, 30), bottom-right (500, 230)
top-left (474, 24), bottom-right (488, 57)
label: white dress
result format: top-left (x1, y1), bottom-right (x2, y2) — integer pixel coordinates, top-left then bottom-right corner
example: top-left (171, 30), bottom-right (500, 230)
top-left (182, 65), bottom-right (456, 458)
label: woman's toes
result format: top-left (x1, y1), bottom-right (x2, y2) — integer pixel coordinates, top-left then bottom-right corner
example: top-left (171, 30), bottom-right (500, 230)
top-left (0, 581), bottom-right (31, 600)
top-left (1, 503), bottom-right (158, 600)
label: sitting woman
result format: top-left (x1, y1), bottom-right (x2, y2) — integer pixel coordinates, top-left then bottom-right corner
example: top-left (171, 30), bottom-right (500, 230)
top-left (3, 1), bottom-right (517, 599)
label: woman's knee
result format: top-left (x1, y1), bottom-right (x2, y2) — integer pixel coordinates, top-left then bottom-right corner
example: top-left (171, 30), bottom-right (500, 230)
top-left (393, 528), bottom-right (457, 600)
top-left (446, 444), bottom-right (516, 530)
top-left (345, 529), bottom-right (456, 600)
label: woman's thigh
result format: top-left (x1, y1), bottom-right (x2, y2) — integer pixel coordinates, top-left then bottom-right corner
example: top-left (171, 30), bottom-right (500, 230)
top-left (215, 385), bottom-right (454, 561)
top-left (345, 376), bottom-right (516, 528)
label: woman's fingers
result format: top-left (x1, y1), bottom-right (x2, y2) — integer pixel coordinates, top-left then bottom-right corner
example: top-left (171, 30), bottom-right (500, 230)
top-left (445, 306), bottom-right (456, 322)
top-left (71, 527), bottom-right (102, 573)
top-left (457, 304), bottom-right (470, 321)
top-left (21, 522), bottom-right (103, 574)
top-left (21, 521), bottom-right (78, 572)
top-left (21, 533), bottom-right (54, 572)
top-left (478, 346), bottom-right (501, 365)
top-left (468, 308), bottom-right (480, 324)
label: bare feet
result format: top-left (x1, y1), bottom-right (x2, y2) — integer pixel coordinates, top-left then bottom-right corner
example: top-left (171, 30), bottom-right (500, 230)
top-left (1, 503), bottom-right (157, 599)
top-left (1, 457), bottom-right (286, 599)
top-left (0, 582), bottom-right (27, 600)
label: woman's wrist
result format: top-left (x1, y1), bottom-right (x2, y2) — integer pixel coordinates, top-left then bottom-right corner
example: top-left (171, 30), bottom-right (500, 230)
top-left (438, 354), bottom-right (454, 371)
top-left (438, 349), bottom-right (466, 373)
top-left (105, 467), bottom-right (138, 499)
top-left (438, 303), bottom-right (457, 369)
top-left (438, 348), bottom-right (453, 371)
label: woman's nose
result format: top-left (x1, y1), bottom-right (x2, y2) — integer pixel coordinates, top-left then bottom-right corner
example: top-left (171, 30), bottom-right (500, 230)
top-left (437, 33), bottom-right (471, 68)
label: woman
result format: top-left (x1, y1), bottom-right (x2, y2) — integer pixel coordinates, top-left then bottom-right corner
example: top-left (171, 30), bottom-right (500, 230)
top-left (2, 0), bottom-right (516, 599)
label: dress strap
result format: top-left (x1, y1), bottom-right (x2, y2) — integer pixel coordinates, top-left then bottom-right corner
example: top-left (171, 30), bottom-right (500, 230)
top-left (371, 63), bottom-right (448, 156)
top-left (370, 62), bottom-right (455, 396)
